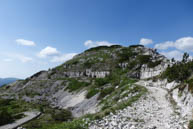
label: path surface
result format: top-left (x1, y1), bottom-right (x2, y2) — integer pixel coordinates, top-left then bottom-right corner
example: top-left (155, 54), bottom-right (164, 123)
top-left (90, 80), bottom-right (188, 129)
top-left (0, 111), bottom-right (41, 129)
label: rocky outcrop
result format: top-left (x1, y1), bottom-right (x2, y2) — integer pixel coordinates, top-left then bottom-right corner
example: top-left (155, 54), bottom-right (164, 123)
top-left (51, 90), bottom-right (100, 117)
top-left (85, 69), bottom-right (110, 78)
top-left (172, 85), bottom-right (193, 119)
top-left (61, 70), bottom-right (110, 78)
top-left (140, 63), bottom-right (169, 79)
top-left (142, 79), bottom-right (179, 90)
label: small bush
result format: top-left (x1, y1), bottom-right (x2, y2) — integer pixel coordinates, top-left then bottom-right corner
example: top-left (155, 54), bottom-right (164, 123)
top-left (86, 89), bottom-right (99, 99)
top-left (67, 79), bottom-right (90, 91)
top-left (83, 60), bottom-right (93, 68)
top-left (46, 119), bottom-right (88, 129)
top-left (0, 108), bottom-right (14, 126)
top-left (148, 60), bottom-right (161, 68)
top-left (98, 87), bottom-right (114, 100)
top-left (85, 46), bottom-right (109, 52)
top-left (189, 120), bottom-right (193, 129)
top-left (52, 109), bottom-right (72, 122)
top-left (95, 78), bottom-right (109, 87)
top-left (118, 47), bottom-right (137, 62)
top-left (137, 55), bottom-right (151, 64)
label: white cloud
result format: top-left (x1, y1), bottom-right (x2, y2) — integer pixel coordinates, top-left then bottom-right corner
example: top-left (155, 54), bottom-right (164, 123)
top-left (155, 37), bottom-right (193, 52)
top-left (38, 46), bottom-right (59, 58)
top-left (84, 40), bottom-right (114, 48)
top-left (154, 41), bottom-right (174, 50)
top-left (51, 53), bottom-right (77, 63)
top-left (139, 38), bottom-right (153, 46)
top-left (16, 39), bottom-right (36, 46)
top-left (174, 37), bottom-right (193, 51)
top-left (161, 50), bottom-right (183, 61)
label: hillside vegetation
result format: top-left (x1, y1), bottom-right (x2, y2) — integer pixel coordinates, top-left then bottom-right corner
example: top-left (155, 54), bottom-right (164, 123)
top-left (0, 45), bottom-right (169, 129)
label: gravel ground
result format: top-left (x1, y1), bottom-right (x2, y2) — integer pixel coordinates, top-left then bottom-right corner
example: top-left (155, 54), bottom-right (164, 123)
top-left (89, 81), bottom-right (189, 129)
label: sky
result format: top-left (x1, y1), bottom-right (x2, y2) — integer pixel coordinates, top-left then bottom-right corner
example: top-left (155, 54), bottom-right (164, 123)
top-left (0, 0), bottom-right (193, 79)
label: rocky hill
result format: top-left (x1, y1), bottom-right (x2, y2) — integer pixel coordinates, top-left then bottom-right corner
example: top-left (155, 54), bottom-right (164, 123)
top-left (1, 45), bottom-right (193, 129)
top-left (0, 45), bottom-right (168, 116)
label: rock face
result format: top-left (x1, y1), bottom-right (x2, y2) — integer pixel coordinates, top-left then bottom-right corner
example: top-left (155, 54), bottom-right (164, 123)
top-left (60, 69), bottom-right (110, 78)
top-left (140, 63), bottom-right (168, 79)
top-left (172, 85), bottom-right (193, 119)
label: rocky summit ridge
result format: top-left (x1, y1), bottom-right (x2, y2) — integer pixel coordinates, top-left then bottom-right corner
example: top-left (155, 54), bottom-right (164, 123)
top-left (1, 44), bottom-right (193, 129)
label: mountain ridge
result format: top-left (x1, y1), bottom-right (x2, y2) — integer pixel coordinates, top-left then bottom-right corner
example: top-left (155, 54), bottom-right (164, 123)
top-left (1, 45), bottom-right (193, 129)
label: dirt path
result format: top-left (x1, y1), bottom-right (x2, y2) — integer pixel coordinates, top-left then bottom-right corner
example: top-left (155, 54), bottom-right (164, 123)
top-left (0, 111), bottom-right (41, 129)
top-left (135, 81), bottom-right (187, 129)
top-left (90, 80), bottom-right (188, 129)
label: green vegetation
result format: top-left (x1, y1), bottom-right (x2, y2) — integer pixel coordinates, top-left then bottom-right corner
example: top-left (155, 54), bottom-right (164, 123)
top-left (83, 77), bottom-right (147, 120)
top-left (148, 60), bottom-right (162, 68)
top-left (95, 78), bottom-right (109, 87)
top-left (0, 45), bottom-right (155, 128)
top-left (137, 55), bottom-right (151, 64)
top-left (23, 107), bottom-right (74, 129)
top-left (118, 47), bottom-right (161, 70)
top-left (86, 88), bottom-right (99, 99)
top-left (162, 53), bottom-right (193, 82)
top-left (85, 45), bottom-right (122, 53)
top-left (0, 108), bottom-right (14, 126)
top-left (52, 109), bottom-right (72, 122)
top-left (66, 79), bottom-right (90, 92)
top-left (129, 45), bottom-right (144, 48)
top-left (98, 87), bottom-right (114, 100)
top-left (118, 47), bottom-right (137, 62)
top-left (0, 98), bottom-right (37, 126)
top-left (41, 119), bottom-right (88, 129)
top-left (189, 120), bottom-right (193, 129)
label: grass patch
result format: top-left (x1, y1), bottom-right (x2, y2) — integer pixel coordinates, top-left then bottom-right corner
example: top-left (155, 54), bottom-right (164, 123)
top-left (189, 120), bottom-right (193, 129)
top-left (98, 87), bottom-right (114, 100)
top-left (95, 78), bottom-right (109, 87)
top-left (86, 88), bottom-right (99, 99)
top-left (23, 107), bottom-right (73, 129)
top-left (0, 98), bottom-right (40, 126)
top-left (66, 79), bottom-right (90, 92)
top-left (42, 119), bottom-right (88, 129)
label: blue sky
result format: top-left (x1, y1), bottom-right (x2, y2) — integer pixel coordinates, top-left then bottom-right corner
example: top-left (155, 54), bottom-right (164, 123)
top-left (0, 0), bottom-right (193, 78)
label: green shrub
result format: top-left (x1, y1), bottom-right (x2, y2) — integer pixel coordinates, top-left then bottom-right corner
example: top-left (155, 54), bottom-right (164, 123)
top-left (85, 46), bottom-right (109, 52)
top-left (98, 87), bottom-right (114, 99)
top-left (45, 119), bottom-right (88, 129)
top-left (162, 53), bottom-right (193, 82)
top-left (95, 78), bottom-right (109, 87)
top-left (148, 60), bottom-right (161, 68)
top-left (129, 45), bottom-right (144, 48)
top-left (118, 47), bottom-right (137, 62)
top-left (189, 120), bottom-right (193, 129)
top-left (0, 108), bottom-right (14, 126)
top-left (137, 55), bottom-right (151, 64)
top-left (67, 79), bottom-right (90, 91)
top-left (86, 89), bottom-right (99, 99)
top-left (52, 109), bottom-right (72, 122)
top-left (83, 60), bottom-right (93, 68)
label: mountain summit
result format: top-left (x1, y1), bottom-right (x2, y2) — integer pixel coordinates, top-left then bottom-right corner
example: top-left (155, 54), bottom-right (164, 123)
top-left (1, 45), bottom-right (193, 129)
